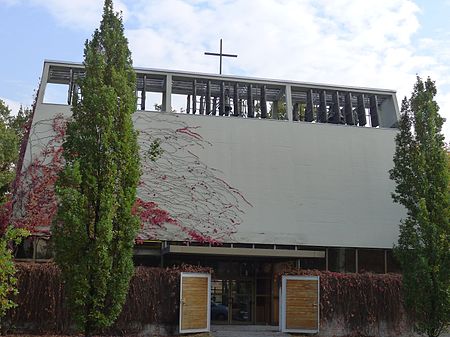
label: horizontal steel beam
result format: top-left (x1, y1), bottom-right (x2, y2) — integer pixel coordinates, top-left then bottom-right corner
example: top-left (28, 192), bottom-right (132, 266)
top-left (162, 245), bottom-right (325, 258)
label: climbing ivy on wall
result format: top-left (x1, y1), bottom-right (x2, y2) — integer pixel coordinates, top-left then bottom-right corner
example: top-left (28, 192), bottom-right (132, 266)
top-left (5, 264), bottom-right (408, 336)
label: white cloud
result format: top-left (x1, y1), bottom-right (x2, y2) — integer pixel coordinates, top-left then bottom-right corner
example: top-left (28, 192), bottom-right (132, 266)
top-left (7, 0), bottom-right (450, 140)
top-left (6, 0), bottom-right (129, 31)
top-left (125, 0), bottom-right (423, 87)
top-left (123, 0), bottom-right (449, 140)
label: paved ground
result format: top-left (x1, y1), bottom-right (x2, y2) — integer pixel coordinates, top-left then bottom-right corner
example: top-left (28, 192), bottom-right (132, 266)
top-left (211, 325), bottom-right (290, 337)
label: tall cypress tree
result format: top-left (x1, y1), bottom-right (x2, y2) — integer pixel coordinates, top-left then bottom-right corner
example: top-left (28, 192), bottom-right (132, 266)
top-left (390, 77), bottom-right (450, 337)
top-left (52, 1), bottom-right (140, 335)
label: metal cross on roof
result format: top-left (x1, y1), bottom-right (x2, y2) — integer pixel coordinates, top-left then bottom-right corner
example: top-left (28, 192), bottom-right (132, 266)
top-left (204, 38), bottom-right (238, 75)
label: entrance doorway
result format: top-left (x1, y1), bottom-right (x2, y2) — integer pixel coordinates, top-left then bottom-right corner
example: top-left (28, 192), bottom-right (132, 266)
top-left (211, 279), bottom-right (252, 324)
top-left (207, 260), bottom-right (275, 325)
top-left (166, 258), bottom-right (289, 325)
top-left (210, 276), bottom-right (272, 324)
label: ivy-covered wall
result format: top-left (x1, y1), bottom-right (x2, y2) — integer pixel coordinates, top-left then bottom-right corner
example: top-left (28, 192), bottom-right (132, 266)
top-left (5, 263), bottom-right (411, 336)
top-left (4, 263), bottom-right (210, 335)
top-left (279, 268), bottom-right (411, 337)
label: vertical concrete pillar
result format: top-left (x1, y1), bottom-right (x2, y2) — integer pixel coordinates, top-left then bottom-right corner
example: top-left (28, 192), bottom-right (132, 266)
top-left (212, 97), bottom-right (217, 115)
top-left (344, 92), bottom-right (354, 125)
top-left (219, 82), bottom-right (225, 116)
top-left (260, 85), bottom-right (267, 118)
top-left (357, 94), bottom-right (367, 126)
top-left (370, 95), bottom-right (380, 127)
top-left (162, 74), bottom-right (172, 113)
top-left (293, 103), bottom-right (299, 122)
top-left (330, 91), bottom-right (340, 124)
top-left (199, 95), bottom-right (204, 115)
top-left (318, 90), bottom-right (327, 123)
top-left (187, 94), bottom-right (191, 114)
top-left (305, 89), bottom-right (314, 122)
top-left (206, 81), bottom-right (211, 115)
top-left (285, 85), bottom-right (293, 122)
top-left (247, 84), bottom-right (254, 118)
top-left (37, 62), bottom-right (51, 107)
top-left (384, 250), bottom-right (388, 274)
top-left (233, 82), bottom-right (240, 116)
top-left (192, 79), bottom-right (197, 114)
top-left (141, 75), bottom-right (147, 111)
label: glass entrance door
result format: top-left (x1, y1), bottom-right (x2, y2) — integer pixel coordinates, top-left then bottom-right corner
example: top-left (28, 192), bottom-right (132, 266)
top-left (211, 279), bottom-right (253, 324)
top-left (230, 280), bottom-right (252, 324)
top-left (211, 279), bottom-right (229, 323)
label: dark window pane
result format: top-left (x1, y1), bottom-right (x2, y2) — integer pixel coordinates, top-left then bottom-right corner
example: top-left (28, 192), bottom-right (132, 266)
top-left (358, 249), bottom-right (385, 273)
top-left (299, 257), bottom-right (326, 270)
top-left (328, 248), bottom-right (356, 272)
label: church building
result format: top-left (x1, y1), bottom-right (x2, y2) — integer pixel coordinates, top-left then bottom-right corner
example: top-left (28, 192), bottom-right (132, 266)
top-left (17, 60), bottom-right (403, 328)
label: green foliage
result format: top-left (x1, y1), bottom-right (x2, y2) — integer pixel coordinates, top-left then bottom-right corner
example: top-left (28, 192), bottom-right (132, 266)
top-left (0, 99), bottom-right (12, 123)
top-left (0, 226), bottom-right (29, 331)
top-left (0, 99), bottom-right (31, 332)
top-left (9, 105), bottom-right (32, 146)
top-left (52, 0), bottom-right (140, 335)
top-left (0, 100), bottom-right (32, 201)
top-left (146, 138), bottom-right (163, 162)
top-left (268, 100), bottom-right (287, 120)
top-left (390, 77), bottom-right (450, 337)
top-left (0, 100), bottom-right (19, 202)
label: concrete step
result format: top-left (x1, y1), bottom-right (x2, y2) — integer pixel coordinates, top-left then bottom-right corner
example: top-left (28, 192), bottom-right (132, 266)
top-left (211, 325), bottom-right (290, 337)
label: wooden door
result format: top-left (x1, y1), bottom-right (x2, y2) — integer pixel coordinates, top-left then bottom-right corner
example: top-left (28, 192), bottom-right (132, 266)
top-left (179, 272), bottom-right (211, 334)
top-left (280, 275), bottom-right (319, 333)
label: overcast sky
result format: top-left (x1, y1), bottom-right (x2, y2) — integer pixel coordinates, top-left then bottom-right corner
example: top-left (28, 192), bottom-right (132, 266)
top-left (1, 0), bottom-right (449, 141)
